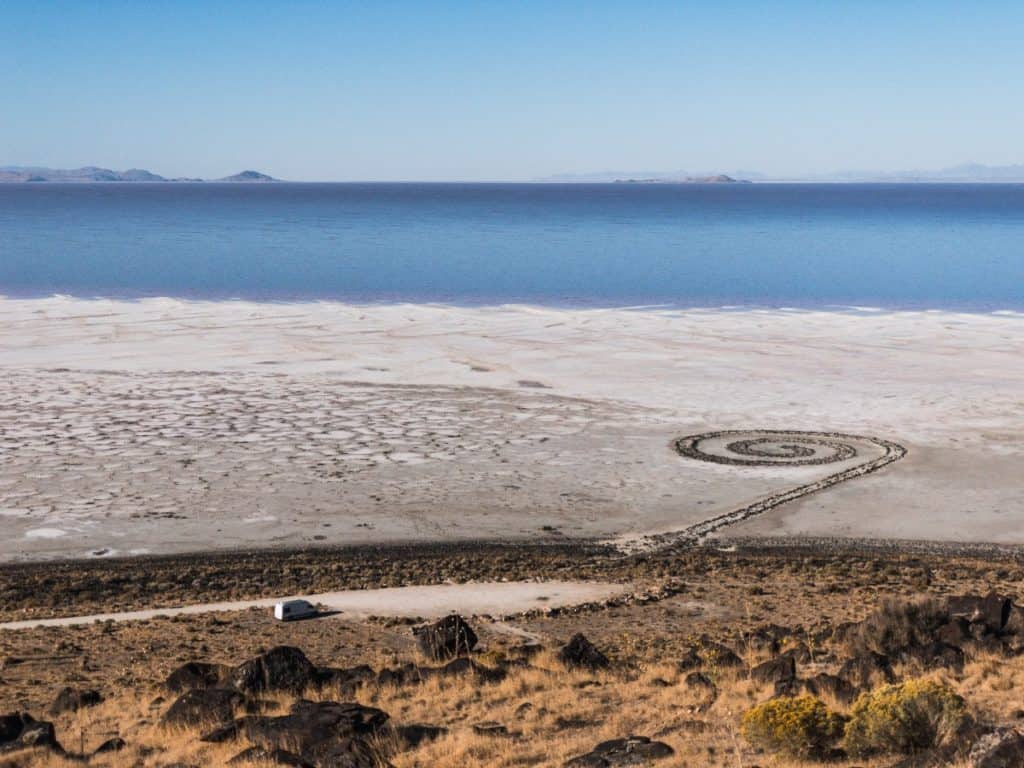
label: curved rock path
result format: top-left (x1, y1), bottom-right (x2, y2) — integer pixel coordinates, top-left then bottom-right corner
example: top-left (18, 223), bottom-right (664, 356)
top-left (635, 430), bottom-right (907, 550)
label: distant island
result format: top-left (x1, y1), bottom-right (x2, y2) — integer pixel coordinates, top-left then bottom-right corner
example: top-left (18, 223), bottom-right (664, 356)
top-left (614, 174), bottom-right (749, 184)
top-left (0, 167), bottom-right (279, 183)
top-left (217, 170), bottom-right (278, 183)
top-left (543, 163), bottom-right (1024, 184)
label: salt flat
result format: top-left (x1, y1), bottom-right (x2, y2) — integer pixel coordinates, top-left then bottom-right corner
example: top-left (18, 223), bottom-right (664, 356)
top-left (2, 296), bottom-right (1023, 560)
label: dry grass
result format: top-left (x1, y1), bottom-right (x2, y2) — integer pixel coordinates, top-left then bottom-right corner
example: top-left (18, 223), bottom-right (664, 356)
top-left (6, 643), bottom-right (1024, 768)
top-left (4, 549), bottom-right (1024, 767)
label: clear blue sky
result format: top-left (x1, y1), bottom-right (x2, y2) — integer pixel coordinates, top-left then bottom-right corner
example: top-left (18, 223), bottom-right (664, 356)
top-left (2, 1), bottom-right (1022, 180)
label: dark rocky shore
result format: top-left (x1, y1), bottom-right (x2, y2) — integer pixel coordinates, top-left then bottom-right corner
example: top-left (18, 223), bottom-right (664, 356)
top-left (4, 537), bottom-right (1024, 624)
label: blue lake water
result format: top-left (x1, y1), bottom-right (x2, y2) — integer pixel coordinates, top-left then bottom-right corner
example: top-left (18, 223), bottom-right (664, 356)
top-left (1, 183), bottom-right (1023, 310)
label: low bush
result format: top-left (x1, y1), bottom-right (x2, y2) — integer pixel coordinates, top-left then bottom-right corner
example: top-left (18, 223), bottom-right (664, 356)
top-left (848, 597), bottom-right (949, 657)
top-left (843, 678), bottom-right (968, 756)
top-left (741, 695), bottom-right (844, 758)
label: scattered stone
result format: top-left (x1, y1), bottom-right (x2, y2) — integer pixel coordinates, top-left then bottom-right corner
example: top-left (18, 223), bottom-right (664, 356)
top-left (392, 723), bottom-right (448, 749)
top-left (780, 642), bottom-right (813, 664)
top-left (684, 671), bottom-right (717, 697)
top-left (900, 641), bottom-right (964, 671)
top-left (232, 646), bottom-right (320, 694)
top-left (750, 655), bottom-right (795, 686)
top-left (419, 657), bottom-right (507, 683)
top-left (798, 673), bottom-right (859, 705)
top-left (473, 721), bottom-right (509, 736)
top-left (200, 721), bottom-right (241, 743)
top-left (0, 713), bottom-right (64, 756)
top-left (240, 699), bottom-right (389, 755)
top-left (413, 614), bottom-right (478, 661)
top-left (742, 626), bottom-right (784, 654)
top-left (565, 735), bottom-right (674, 766)
top-left (505, 643), bottom-right (544, 664)
top-left (949, 594), bottom-right (1012, 632)
top-left (304, 735), bottom-right (384, 768)
top-left (677, 719), bottom-right (710, 733)
top-left (228, 746), bottom-right (312, 766)
top-left (558, 633), bottom-right (610, 671)
top-left (49, 687), bottom-right (103, 715)
top-left (677, 648), bottom-right (701, 670)
top-left (698, 640), bottom-right (744, 669)
top-left (839, 652), bottom-right (894, 688)
top-left (969, 727), bottom-right (1024, 768)
top-left (890, 746), bottom-right (960, 768)
top-left (969, 635), bottom-right (1010, 657)
top-left (937, 618), bottom-right (972, 647)
top-left (92, 737), bottom-right (126, 755)
top-left (162, 688), bottom-right (247, 727)
top-left (316, 664), bottom-right (376, 695)
top-left (1005, 606), bottom-right (1024, 636)
top-left (164, 661), bottom-right (230, 693)
top-left (376, 662), bottom-right (420, 687)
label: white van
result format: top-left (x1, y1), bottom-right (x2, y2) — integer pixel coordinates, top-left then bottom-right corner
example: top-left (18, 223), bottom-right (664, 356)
top-left (273, 599), bottom-right (317, 621)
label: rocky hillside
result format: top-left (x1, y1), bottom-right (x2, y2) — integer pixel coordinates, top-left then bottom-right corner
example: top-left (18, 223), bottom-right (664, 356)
top-left (5, 546), bottom-right (1024, 766)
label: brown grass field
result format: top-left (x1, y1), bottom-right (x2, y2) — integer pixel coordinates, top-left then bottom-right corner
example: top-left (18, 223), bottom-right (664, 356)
top-left (3, 545), bottom-right (1024, 766)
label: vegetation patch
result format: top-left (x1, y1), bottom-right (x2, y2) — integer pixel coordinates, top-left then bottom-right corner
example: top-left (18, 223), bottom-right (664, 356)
top-left (741, 695), bottom-right (845, 758)
top-left (843, 678), bottom-right (967, 756)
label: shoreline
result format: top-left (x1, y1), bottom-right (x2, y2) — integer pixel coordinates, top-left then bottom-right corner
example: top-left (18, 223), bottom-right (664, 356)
top-left (4, 292), bottom-right (1024, 316)
top-left (4, 533), bottom-right (1024, 576)
top-left (3, 537), bottom-right (1023, 625)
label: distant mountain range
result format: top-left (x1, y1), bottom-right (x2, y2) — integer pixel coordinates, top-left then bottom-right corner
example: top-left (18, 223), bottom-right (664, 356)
top-left (794, 163), bottom-right (1024, 183)
top-left (4, 163), bottom-right (1023, 184)
top-left (541, 163), bottom-right (1024, 183)
top-left (0, 167), bottom-right (278, 183)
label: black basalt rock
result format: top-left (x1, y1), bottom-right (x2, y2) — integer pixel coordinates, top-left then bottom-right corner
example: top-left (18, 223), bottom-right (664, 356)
top-left (750, 655), bottom-right (796, 686)
top-left (565, 735), bottom-right (674, 766)
top-left (413, 614), bottom-right (478, 661)
top-left (558, 633), bottom-right (610, 671)
top-left (49, 687), bottom-right (103, 716)
top-left (232, 646), bottom-right (320, 694)
top-left (162, 688), bottom-right (247, 727)
top-left (164, 661), bottom-right (231, 693)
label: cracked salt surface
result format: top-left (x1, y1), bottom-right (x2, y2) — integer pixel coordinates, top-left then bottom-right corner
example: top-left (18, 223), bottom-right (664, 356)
top-left (24, 529), bottom-right (67, 539)
top-left (3, 298), bottom-right (1024, 556)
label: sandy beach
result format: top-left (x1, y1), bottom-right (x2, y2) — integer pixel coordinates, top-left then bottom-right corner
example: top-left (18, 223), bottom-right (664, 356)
top-left (2, 296), bottom-right (1023, 561)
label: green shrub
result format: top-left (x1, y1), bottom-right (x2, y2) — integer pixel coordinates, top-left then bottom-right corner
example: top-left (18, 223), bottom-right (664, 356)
top-left (741, 695), bottom-right (845, 758)
top-left (848, 597), bottom-right (948, 657)
top-left (843, 678), bottom-right (967, 756)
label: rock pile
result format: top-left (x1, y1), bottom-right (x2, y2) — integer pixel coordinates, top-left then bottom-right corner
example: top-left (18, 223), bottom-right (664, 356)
top-left (729, 593), bottom-right (1024, 765)
top-left (150, 619), bottom-right (518, 764)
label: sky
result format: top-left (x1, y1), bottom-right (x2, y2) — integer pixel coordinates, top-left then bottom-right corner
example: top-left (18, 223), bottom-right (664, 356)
top-left (2, 1), bottom-right (1023, 181)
